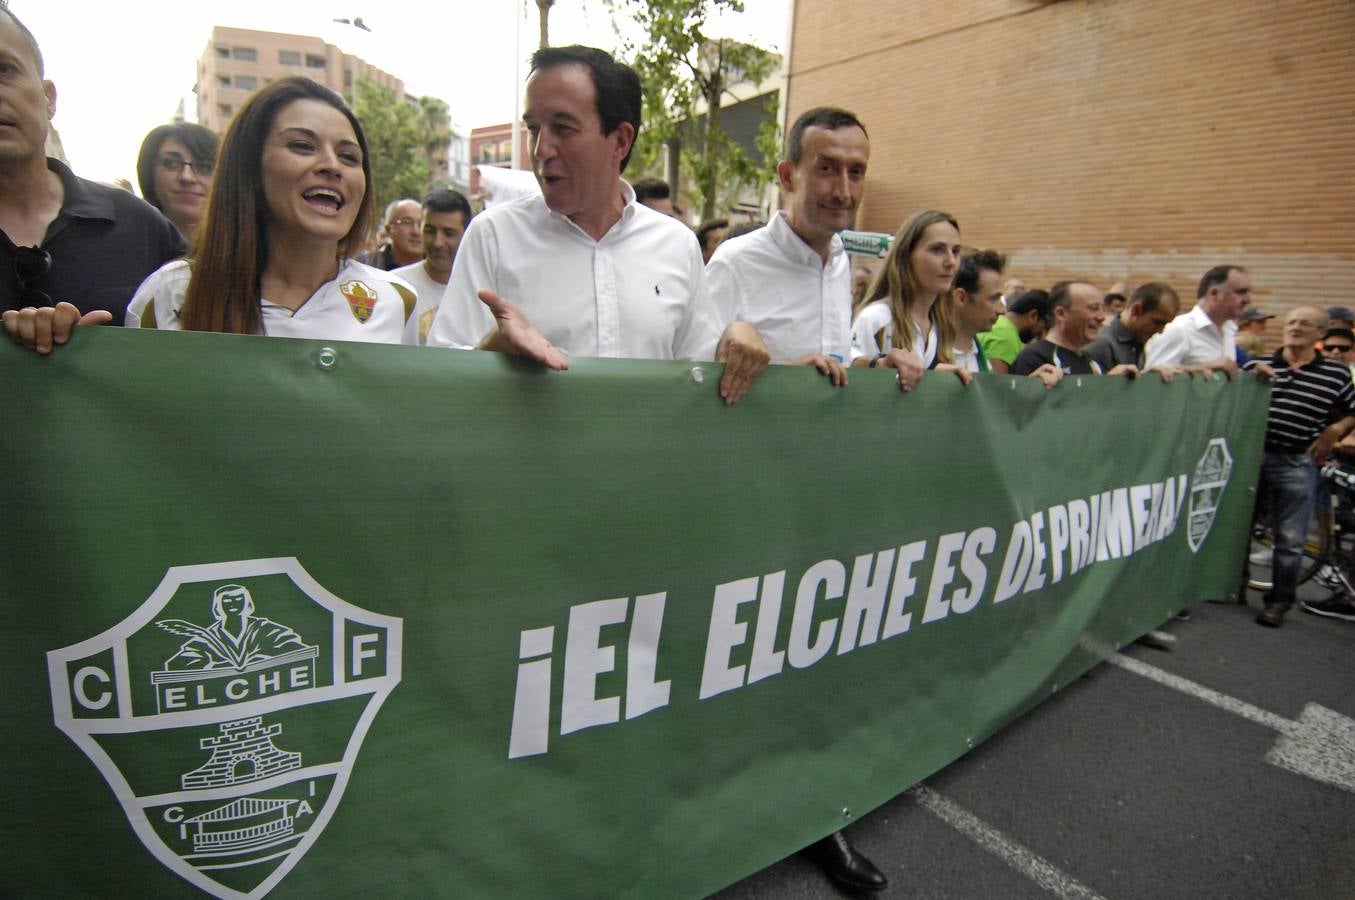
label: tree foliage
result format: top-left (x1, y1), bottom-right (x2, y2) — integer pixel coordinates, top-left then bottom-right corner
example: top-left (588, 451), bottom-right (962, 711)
top-left (607, 0), bottom-right (780, 220)
top-left (352, 79), bottom-right (450, 214)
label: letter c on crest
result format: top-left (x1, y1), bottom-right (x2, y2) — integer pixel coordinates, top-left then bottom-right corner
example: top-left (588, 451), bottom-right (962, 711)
top-left (73, 666), bottom-right (112, 711)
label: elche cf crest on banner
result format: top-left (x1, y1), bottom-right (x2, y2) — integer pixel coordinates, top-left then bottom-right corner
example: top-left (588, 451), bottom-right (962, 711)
top-left (1187, 437), bottom-right (1233, 554)
top-left (46, 558), bottom-right (402, 899)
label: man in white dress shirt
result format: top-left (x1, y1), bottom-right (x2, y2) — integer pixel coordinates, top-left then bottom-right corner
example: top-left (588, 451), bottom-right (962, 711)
top-left (703, 107), bottom-right (869, 386)
top-left (426, 45), bottom-right (766, 403)
top-left (1144, 265), bottom-right (1250, 376)
top-left (699, 104), bottom-right (889, 893)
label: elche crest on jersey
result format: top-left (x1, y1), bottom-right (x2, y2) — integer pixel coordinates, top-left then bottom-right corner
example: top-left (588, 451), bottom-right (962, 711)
top-left (340, 279), bottom-right (378, 323)
top-left (47, 558), bottom-right (403, 899)
top-left (1187, 437), bottom-right (1232, 553)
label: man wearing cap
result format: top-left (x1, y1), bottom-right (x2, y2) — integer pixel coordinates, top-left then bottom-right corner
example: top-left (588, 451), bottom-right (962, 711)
top-left (1240, 308), bottom-right (1273, 336)
top-left (1321, 326), bottom-right (1355, 384)
top-left (1144, 265), bottom-right (1250, 376)
top-left (1328, 306), bottom-right (1355, 331)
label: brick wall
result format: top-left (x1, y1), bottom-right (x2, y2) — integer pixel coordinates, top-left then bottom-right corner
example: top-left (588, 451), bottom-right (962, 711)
top-left (787, 0), bottom-right (1355, 345)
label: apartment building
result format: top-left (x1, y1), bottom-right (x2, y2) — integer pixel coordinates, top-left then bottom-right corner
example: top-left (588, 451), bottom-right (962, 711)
top-left (195, 26), bottom-right (405, 134)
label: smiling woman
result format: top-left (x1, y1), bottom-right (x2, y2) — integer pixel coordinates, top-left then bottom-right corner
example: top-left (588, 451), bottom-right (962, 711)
top-left (126, 77), bottom-right (416, 343)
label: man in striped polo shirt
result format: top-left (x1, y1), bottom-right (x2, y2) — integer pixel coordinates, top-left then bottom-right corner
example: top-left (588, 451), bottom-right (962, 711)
top-left (1248, 305), bottom-right (1355, 627)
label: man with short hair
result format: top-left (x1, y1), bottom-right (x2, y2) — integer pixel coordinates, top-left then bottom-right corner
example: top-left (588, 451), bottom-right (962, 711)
top-left (365, 198), bottom-right (424, 270)
top-left (1, 6), bottom-right (186, 352)
top-left (392, 188), bottom-right (472, 345)
top-left (631, 176), bottom-right (682, 219)
top-left (1144, 265), bottom-right (1250, 376)
top-left (1085, 281), bottom-right (1181, 375)
top-left (949, 251), bottom-right (1061, 388)
top-left (701, 103), bottom-right (885, 892)
top-left (1011, 281), bottom-right (1134, 376)
top-left (696, 218), bottom-right (728, 265)
top-left (980, 289), bottom-right (1052, 374)
top-left (1246, 306), bottom-right (1355, 627)
top-left (426, 45), bottom-right (765, 404)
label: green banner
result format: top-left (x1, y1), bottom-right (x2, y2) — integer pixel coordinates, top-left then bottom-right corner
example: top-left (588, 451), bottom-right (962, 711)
top-left (1, 330), bottom-right (1265, 898)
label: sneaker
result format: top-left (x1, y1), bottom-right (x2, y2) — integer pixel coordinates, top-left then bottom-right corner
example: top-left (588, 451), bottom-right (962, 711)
top-left (1175, 608), bottom-right (1192, 621)
top-left (1315, 564), bottom-right (1342, 589)
top-left (1249, 546), bottom-right (1274, 566)
top-left (1300, 598), bottom-right (1355, 622)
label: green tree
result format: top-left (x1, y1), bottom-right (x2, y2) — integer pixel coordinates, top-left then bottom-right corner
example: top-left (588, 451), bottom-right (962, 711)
top-left (414, 95), bottom-right (453, 186)
top-left (352, 78), bottom-right (431, 214)
top-left (607, 0), bottom-right (780, 221)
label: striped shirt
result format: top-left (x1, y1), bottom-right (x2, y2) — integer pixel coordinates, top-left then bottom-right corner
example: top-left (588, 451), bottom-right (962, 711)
top-left (1248, 349), bottom-right (1355, 452)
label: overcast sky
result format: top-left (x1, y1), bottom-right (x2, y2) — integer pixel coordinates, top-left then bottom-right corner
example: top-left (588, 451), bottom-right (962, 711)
top-left (12, 0), bottom-right (790, 185)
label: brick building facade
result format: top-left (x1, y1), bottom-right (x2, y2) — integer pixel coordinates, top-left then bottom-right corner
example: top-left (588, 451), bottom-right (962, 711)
top-left (786, 0), bottom-right (1354, 339)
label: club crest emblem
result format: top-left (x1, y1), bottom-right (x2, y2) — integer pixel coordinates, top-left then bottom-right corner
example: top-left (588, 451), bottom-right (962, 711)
top-left (46, 558), bottom-right (402, 898)
top-left (340, 280), bottom-right (378, 323)
top-left (1186, 437), bottom-right (1232, 553)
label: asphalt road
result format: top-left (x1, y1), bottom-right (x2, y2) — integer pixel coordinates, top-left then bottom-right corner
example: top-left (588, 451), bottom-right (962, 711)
top-left (712, 581), bottom-right (1355, 900)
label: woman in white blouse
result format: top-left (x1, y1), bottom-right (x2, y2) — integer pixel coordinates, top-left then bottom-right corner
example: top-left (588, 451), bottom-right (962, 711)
top-left (850, 210), bottom-right (968, 391)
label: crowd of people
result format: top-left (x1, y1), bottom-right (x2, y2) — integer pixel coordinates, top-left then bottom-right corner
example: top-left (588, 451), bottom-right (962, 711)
top-left (4, 7), bottom-right (1353, 892)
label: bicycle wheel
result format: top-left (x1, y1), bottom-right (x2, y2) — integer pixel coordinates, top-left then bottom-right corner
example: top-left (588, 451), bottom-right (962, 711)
top-left (1246, 523), bottom-right (1323, 592)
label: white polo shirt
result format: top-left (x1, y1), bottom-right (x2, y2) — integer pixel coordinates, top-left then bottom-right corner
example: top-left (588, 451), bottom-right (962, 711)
top-left (851, 301), bottom-right (939, 367)
top-left (1144, 303), bottom-right (1237, 368)
top-left (703, 212), bottom-right (852, 364)
top-left (426, 183), bottom-right (718, 360)
top-left (391, 260), bottom-right (446, 346)
top-left (127, 259), bottom-right (414, 344)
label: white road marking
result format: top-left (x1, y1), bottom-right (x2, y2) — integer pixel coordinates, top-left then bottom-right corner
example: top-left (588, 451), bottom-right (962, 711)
top-left (909, 786), bottom-right (1109, 900)
top-left (1103, 652), bottom-right (1293, 732)
top-left (1105, 652), bottom-right (1355, 793)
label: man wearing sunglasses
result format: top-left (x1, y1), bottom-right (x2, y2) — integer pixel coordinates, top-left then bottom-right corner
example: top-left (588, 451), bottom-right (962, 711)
top-left (1, 8), bottom-right (185, 352)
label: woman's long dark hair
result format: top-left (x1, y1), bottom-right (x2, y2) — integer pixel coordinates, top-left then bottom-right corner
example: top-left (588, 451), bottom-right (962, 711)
top-left (180, 77), bottom-right (375, 334)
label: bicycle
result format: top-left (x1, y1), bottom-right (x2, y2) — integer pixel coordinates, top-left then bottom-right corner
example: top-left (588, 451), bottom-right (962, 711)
top-left (1247, 460), bottom-right (1355, 600)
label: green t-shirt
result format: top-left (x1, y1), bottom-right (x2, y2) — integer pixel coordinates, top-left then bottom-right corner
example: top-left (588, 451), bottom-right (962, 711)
top-left (978, 315), bottom-right (1022, 365)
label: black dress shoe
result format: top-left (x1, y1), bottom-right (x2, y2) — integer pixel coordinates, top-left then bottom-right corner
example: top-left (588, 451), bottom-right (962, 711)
top-left (801, 830), bottom-right (888, 892)
top-left (1256, 605), bottom-right (1286, 628)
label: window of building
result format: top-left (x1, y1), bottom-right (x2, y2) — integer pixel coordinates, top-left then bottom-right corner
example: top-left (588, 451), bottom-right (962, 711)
top-left (217, 103), bottom-right (232, 117)
top-left (216, 75), bottom-right (231, 88)
top-left (232, 47), bottom-right (257, 62)
top-left (214, 45), bottom-right (229, 59)
top-left (235, 75), bottom-right (257, 90)
top-left (279, 50), bottom-right (301, 66)
top-left (306, 54), bottom-right (326, 69)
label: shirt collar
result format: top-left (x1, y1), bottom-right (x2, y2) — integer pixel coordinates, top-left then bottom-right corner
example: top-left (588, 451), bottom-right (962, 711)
top-left (1109, 317), bottom-right (1139, 347)
top-left (769, 211), bottom-right (843, 268)
top-left (47, 157), bottom-right (116, 224)
top-left (541, 178), bottom-right (635, 242)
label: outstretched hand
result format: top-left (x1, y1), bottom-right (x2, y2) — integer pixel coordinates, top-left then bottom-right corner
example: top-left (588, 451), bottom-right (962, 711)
top-left (3, 302), bottom-right (112, 355)
top-left (476, 289), bottom-right (569, 371)
top-left (715, 320), bottom-right (770, 405)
